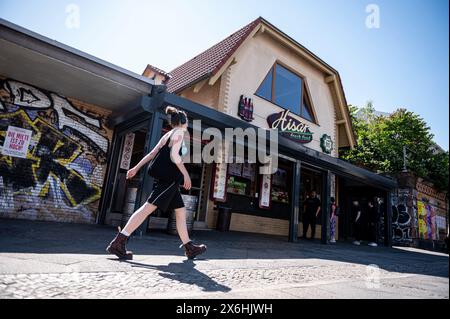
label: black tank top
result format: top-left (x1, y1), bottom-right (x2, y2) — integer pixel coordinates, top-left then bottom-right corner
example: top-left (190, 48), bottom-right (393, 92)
top-left (156, 130), bottom-right (184, 183)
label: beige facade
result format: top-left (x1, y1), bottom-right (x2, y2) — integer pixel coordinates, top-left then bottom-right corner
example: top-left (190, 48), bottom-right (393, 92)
top-left (169, 22), bottom-right (350, 238)
top-left (223, 31), bottom-right (339, 157)
top-left (177, 27), bottom-right (353, 157)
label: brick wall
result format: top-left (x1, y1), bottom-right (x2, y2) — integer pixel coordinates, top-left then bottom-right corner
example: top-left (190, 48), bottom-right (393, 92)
top-left (0, 77), bottom-right (113, 224)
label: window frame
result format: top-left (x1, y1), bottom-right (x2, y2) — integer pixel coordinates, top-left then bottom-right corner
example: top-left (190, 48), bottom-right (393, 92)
top-left (255, 61), bottom-right (318, 124)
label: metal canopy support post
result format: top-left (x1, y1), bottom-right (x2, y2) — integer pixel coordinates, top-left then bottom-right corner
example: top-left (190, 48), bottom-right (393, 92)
top-left (135, 89), bottom-right (166, 235)
top-left (385, 191), bottom-right (393, 247)
top-left (321, 170), bottom-right (332, 244)
top-left (289, 160), bottom-right (302, 242)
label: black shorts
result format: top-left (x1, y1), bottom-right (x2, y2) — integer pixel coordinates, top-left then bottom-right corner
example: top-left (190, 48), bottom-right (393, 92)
top-left (147, 180), bottom-right (185, 212)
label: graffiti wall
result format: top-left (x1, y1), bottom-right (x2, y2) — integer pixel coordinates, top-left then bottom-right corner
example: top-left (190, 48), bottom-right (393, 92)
top-left (391, 188), bottom-right (416, 244)
top-left (416, 181), bottom-right (448, 241)
top-left (0, 78), bottom-right (112, 223)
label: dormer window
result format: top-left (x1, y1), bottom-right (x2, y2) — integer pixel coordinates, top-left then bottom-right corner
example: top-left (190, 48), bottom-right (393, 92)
top-left (256, 62), bottom-right (317, 123)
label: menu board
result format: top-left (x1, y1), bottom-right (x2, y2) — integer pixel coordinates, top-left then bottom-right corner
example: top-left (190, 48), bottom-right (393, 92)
top-left (242, 163), bottom-right (255, 180)
top-left (211, 162), bottom-right (228, 202)
top-left (259, 174), bottom-right (272, 209)
top-left (228, 163), bottom-right (242, 177)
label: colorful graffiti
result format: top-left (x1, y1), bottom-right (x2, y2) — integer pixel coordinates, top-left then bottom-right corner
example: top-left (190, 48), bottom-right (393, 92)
top-left (391, 189), bottom-right (416, 244)
top-left (418, 199), bottom-right (438, 240)
top-left (0, 79), bottom-right (110, 223)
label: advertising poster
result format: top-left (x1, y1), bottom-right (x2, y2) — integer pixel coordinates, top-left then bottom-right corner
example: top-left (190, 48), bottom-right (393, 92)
top-left (212, 163), bottom-right (228, 202)
top-left (1, 126), bottom-right (32, 159)
top-left (259, 174), bottom-right (272, 209)
top-left (119, 132), bottom-right (135, 170)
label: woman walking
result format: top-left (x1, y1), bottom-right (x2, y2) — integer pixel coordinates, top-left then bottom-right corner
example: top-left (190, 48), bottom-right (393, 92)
top-left (106, 106), bottom-right (207, 260)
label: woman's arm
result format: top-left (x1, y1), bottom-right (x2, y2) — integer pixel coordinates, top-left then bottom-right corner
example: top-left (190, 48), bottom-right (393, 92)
top-left (126, 132), bottom-right (169, 180)
top-left (170, 130), bottom-right (191, 190)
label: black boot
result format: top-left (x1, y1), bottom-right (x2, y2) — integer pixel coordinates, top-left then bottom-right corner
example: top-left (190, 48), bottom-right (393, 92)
top-left (182, 241), bottom-right (207, 259)
top-left (106, 231), bottom-right (133, 260)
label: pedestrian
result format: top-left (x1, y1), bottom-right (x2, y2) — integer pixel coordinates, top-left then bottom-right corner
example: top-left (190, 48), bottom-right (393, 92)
top-left (106, 106), bottom-right (207, 260)
top-left (367, 200), bottom-right (378, 247)
top-left (302, 191), bottom-right (321, 240)
top-left (329, 197), bottom-right (339, 244)
top-left (352, 200), bottom-right (362, 245)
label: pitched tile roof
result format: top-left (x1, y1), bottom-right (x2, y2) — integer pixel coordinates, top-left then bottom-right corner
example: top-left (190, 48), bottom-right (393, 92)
top-left (166, 17), bottom-right (262, 93)
top-left (143, 64), bottom-right (172, 79)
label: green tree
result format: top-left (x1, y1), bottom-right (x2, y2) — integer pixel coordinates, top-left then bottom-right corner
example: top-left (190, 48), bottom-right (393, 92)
top-left (426, 151), bottom-right (449, 191)
top-left (342, 105), bottom-right (449, 191)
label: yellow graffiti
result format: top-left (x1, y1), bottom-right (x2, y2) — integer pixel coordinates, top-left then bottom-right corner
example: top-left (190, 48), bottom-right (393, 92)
top-left (0, 109), bottom-right (101, 207)
top-left (417, 201), bottom-right (427, 239)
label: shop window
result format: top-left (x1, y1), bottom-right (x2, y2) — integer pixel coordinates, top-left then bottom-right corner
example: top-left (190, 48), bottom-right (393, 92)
top-left (224, 158), bottom-right (293, 212)
top-left (255, 62), bottom-right (317, 123)
top-left (226, 162), bottom-right (258, 197)
top-left (271, 167), bottom-right (290, 204)
top-left (256, 67), bottom-right (273, 101)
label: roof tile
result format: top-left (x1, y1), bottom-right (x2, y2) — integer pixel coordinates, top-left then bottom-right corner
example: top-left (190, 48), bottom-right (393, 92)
top-left (166, 18), bottom-right (261, 93)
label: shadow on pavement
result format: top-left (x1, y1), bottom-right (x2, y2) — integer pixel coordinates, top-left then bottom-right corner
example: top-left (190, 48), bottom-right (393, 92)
top-left (0, 218), bottom-right (448, 279)
top-left (123, 259), bottom-right (231, 293)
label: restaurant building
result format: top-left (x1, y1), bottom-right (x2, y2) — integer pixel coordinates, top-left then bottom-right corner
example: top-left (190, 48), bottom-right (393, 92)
top-left (0, 17), bottom-right (397, 245)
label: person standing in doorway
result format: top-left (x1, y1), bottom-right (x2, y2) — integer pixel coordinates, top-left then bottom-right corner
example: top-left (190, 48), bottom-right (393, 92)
top-left (106, 106), bottom-right (207, 260)
top-left (329, 197), bottom-right (339, 244)
top-left (302, 191), bottom-right (321, 240)
top-left (367, 200), bottom-right (378, 247)
top-left (352, 200), bottom-right (363, 245)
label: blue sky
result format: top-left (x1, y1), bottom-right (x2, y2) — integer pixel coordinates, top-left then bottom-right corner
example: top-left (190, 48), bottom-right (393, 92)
top-left (1, 0), bottom-right (448, 150)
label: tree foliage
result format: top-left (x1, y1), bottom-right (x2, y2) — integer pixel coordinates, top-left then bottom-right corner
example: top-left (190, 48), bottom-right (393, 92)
top-left (342, 103), bottom-right (449, 192)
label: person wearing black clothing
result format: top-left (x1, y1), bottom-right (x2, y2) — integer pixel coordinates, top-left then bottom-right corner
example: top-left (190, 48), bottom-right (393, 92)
top-left (352, 200), bottom-right (363, 245)
top-left (106, 106), bottom-right (207, 260)
top-left (367, 200), bottom-right (378, 247)
top-left (302, 191), bottom-right (321, 239)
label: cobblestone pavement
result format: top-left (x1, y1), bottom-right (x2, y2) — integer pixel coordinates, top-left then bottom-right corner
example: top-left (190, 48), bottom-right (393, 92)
top-left (0, 219), bottom-right (448, 299)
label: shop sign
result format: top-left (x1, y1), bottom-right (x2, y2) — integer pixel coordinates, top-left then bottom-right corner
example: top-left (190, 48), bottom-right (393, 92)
top-left (320, 134), bottom-right (333, 154)
top-left (1, 125), bottom-right (32, 159)
top-left (238, 95), bottom-right (254, 122)
top-left (267, 110), bottom-right (312, 143)
top-left (119, 132), bottom-right (135, 170)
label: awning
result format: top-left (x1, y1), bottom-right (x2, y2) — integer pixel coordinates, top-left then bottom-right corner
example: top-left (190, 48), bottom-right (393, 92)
top-left (143, 88), bottom-right (397, 191)
top-left (0, 18), bottom-right (153, 112)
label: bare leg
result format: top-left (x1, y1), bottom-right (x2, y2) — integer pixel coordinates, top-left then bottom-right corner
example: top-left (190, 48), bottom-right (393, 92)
top-left (175, 207), bottom-right (191, 245)
top-left (122, 202), bottom-right (157, 235)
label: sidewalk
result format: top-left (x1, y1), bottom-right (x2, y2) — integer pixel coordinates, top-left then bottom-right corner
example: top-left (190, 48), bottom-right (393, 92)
top-left (0, 218), bottom-right (448, 299)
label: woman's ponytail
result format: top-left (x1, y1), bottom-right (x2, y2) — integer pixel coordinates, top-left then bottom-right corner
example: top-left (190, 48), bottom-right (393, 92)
top-left (165, 106), bottom-right (178, 115)
top-left (165, 105), bottom-right (187, 127)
